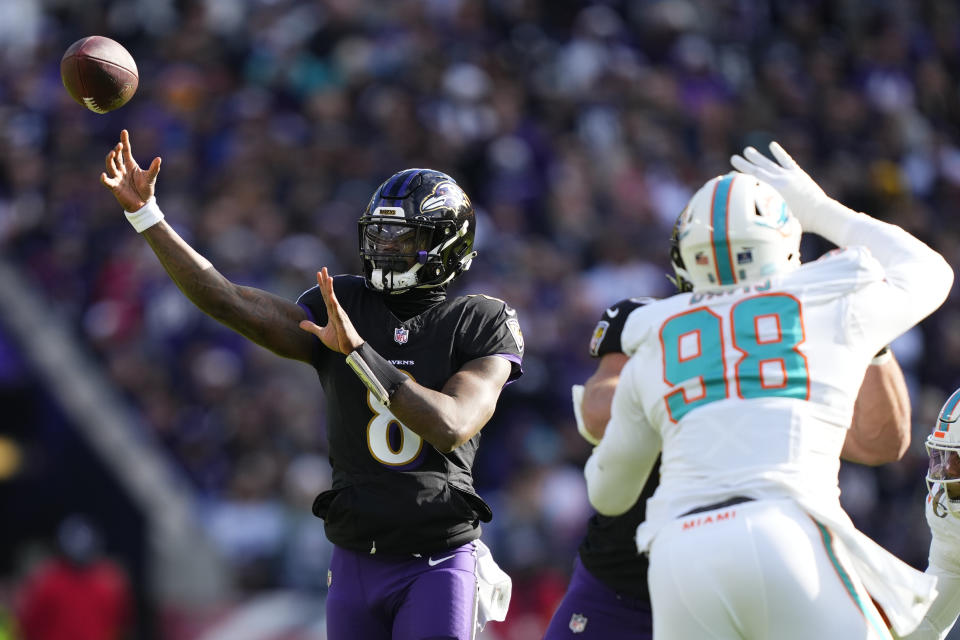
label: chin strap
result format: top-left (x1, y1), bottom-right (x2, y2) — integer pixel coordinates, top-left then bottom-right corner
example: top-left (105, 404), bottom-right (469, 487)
top-left (932, 485), bottom-right (948, 518)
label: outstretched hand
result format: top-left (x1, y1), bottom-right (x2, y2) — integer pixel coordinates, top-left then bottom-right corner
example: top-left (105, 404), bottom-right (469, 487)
top-left (298, 268), bottom-right (365, 355)
top-left (100, 129), bottom-right (161, 212)
top-left (729, 142), bottom-right (828, 223)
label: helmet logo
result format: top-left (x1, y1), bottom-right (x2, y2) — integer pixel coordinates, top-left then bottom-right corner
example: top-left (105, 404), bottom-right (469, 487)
top-left (589, 321), bottom-right (609, 357)
top-left (736, 248), bottom-right (754, 264)
top-left (695, 252), bottom-right (709, 265)
top-left (506, 318), bottom-right (524, 354)
top-left (420, 181), bottom-right (470, 214)
top-left (755, 194), bottom-right (793, 236)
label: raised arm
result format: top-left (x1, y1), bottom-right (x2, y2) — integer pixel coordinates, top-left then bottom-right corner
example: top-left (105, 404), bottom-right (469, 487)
top-left (101, 130), bottom-right (314, 363)
top-left (731, 142), bottom-right (954, 344)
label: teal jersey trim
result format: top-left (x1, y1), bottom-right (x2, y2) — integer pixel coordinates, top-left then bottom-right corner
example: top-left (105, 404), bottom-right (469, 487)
top-left (816, 521), bottom-right (892, 639)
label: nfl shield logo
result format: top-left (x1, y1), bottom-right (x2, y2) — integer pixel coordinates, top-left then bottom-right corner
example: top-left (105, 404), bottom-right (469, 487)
top-left (394, 327), bottom-right (409, 344)
top-left (569, 613), bottom-right (588, 633)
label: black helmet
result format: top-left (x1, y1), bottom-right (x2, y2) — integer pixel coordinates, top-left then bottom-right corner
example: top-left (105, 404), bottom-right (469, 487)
top-left (359, 168), bottom-right (477, 293)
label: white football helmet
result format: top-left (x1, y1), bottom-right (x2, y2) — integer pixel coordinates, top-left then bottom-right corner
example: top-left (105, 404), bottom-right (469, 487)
top-left (926, 387), bottom-right (960, 518)
top-left (670, 172), bottom-right (802, 291)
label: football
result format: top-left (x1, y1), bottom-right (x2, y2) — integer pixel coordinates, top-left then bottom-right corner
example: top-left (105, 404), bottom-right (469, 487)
top-left (60, 36), bottom-right (138, 114)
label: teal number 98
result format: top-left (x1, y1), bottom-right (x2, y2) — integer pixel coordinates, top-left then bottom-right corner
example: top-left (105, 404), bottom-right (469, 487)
top-left (660, 294), bottom-right (808, 422)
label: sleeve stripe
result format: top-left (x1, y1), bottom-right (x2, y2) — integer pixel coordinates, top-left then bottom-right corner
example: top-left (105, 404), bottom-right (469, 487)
top-left (298, 302), bottom-right (316, 324)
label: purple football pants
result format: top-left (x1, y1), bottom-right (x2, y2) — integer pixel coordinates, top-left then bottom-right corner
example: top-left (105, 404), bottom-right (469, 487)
top-left (542, 557), bottom-right (653, 639)
top-left (326, 542), bottom-right (478, 640)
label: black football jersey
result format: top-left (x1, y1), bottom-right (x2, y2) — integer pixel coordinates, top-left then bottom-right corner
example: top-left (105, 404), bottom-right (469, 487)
top-left (297, 275), bottom-right (523, 555)
top-left (578, 297), bottom-right (660, 600)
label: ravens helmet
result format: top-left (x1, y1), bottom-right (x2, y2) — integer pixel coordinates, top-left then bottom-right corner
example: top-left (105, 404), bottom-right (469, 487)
top-left (359, 169), bottom-right (476, 293)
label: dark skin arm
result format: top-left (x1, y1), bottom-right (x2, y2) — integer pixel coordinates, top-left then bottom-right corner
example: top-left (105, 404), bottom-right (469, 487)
top-left (100, 130), bottom-right (314, 363)
top-left (299, 267), bottom-right (512, 453)
top-left (582, 352), bottom-right (911, 465)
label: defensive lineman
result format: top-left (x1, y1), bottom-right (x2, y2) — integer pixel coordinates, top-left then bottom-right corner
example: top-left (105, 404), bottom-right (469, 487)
top-left (545, 239), bottom-right (914, 639)
top-left (545, 297), bottom-right (912, 639)
top-left (100, 130), bottom-right (520, 640)
top-left (585, 142), bottom-right (952, 639)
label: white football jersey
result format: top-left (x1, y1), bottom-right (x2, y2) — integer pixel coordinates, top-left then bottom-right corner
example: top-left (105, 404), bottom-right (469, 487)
top-left (614, 247), bottom-right (904, 522)
top-left (587, 212), bottom-right (952, 525)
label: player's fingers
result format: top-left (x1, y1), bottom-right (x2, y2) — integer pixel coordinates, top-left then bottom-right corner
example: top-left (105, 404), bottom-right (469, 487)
top-left (730, 154), bottom-right (771, 180)
top-left (316, 269), bottom-right (339, 319)
top-left (120, 129), bottom-right (135, 167)
top-left (742, 146), bottom-right (780, 171)
top-left (147, 157), bottom-right (162, 181)
top-left (769, 142), bottom-right (799, 170)
top-left (321, 267), bottom-right (342, 307)
top-left (298, 320), bottom-right (323, 337)
top-left (108, 150), bottom-right (123, 177)
top-left (729, 154), bottom-right (751, 173)
top-left (100, 172), bottom-right (116, 187)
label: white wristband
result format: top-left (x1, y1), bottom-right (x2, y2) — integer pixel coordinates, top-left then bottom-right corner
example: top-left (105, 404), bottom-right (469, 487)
top-left (125, 196), bottom-right (164, 233)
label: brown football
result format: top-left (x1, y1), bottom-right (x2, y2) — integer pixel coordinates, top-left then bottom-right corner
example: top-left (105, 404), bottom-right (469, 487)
top-left (61, 36), bottom-right (138, 114)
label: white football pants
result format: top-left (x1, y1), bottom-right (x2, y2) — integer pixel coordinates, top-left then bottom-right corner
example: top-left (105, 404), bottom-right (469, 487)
top-left (647, 498), bottom-right (893, 640)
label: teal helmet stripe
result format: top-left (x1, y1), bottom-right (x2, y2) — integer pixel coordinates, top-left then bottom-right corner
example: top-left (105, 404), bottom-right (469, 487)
top-left (940, 387), bottom-right (960, 427)
top-left (710, 175), bottom-right (737, 285)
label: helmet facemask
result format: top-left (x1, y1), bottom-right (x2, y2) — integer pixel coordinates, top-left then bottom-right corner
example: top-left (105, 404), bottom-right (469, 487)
top-left (927, 387), bottom-right (960, 518)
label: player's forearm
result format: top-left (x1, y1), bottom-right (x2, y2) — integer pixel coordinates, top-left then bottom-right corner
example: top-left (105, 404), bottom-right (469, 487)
top-left (387, 357), bottom-right (508, 453)
top-left (585, 370), bottom-right (660, 516)
top-left (142, 221), bottom-right (309, 360)
top-left (389, 384), bottom-right (491, 453)
top-left (581, 352), bottom-right (629, 441)
top-left (581, 376), bottom-right (616, 440)
top-left (842, 355), bottom-right (911, 465)
top-left (585, 427), bottom-right (657, 516)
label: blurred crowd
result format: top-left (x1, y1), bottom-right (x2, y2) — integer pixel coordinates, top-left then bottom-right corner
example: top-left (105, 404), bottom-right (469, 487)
top-left (3, 0), bottom-right (960, 637)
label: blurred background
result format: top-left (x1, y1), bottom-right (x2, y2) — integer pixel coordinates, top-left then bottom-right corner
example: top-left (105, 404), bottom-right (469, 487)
top-left (1, 0), bottom-right (959, 638)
